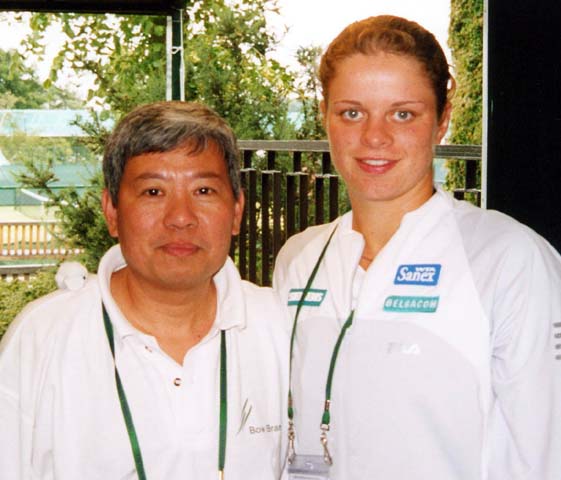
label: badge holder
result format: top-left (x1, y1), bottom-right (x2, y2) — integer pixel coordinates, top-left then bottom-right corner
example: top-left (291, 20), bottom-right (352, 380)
top-left (287, 455), bottom-right (330, 480)
top-left (287, 421), bottom-right (332, 480)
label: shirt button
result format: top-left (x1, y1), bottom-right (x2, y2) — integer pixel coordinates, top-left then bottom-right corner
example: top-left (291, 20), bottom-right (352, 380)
top-left (173, 377), bottom-right (182, 386)
top-left (144, 345), bottom-right (153, 353)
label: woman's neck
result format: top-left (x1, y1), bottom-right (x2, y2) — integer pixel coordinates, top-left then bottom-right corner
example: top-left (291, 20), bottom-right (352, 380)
top-left (352, 188), bottom-right (434, 267)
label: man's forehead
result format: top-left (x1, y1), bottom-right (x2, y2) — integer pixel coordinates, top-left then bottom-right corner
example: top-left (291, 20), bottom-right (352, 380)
top-left (121, 145), bottom-right (229, 180)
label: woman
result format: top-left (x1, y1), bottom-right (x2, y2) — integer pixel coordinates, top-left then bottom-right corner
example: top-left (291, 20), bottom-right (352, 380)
top-left (273, 16), bottom-right (561, 480)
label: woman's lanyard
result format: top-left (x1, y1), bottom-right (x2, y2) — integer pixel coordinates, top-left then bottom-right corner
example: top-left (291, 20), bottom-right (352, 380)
top-left (102, 303), bottom-right (228, 480)
top-left (286, 225), bottom-right (354, 466)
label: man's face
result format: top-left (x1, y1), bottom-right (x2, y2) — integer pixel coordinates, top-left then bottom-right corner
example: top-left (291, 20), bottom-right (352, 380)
top-left (102, 141), bottom-right (244, 293)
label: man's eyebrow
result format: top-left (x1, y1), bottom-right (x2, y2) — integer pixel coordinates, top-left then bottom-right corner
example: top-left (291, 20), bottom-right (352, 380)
top-left (192, 172), bottom-right (223, 180)
top-left (134, 172), bottom-right (167, 181)
top-left (133, 171), bottom-right (224, 181)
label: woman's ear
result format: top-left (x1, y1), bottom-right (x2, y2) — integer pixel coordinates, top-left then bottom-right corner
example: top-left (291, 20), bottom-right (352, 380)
top-left (435, 102), bottom-right (452, 144)
top-left (320, 99), bottom-right (327, 129)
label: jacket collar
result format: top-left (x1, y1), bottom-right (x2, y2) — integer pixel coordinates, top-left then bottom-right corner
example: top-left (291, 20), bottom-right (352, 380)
top-left (98, 244), bottom-right (246, 341)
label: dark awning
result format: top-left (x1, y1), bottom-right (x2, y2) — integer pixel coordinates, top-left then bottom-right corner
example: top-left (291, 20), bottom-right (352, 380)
top-left (0, 0), bottom-right (187, 15)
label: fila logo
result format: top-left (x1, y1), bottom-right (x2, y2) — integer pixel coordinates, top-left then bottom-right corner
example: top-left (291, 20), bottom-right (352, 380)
top-left (394, 264), bottom-right (441, 286)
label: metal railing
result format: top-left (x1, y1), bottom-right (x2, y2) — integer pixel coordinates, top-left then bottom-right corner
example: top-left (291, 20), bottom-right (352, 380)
top-left (0, 141), bottom-right (481, 286)
top-left (233, 141), bottom-right (481, 285)
top-left (0, 221), bottom-right (79, 257)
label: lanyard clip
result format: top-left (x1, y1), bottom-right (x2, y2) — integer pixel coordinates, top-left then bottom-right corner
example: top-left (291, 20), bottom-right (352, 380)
top-left (287, 419), bottom-right (296, 464)
top-left (320, 423), bottom-right (333, 465)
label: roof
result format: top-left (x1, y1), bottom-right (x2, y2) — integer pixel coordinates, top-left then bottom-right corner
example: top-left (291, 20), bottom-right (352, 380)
top-left (0, 109), bottom-right (110, 137)
top-left (0, 0), bottom-right (186, 14)
top-left (0, 164), bottom-right (98, 188)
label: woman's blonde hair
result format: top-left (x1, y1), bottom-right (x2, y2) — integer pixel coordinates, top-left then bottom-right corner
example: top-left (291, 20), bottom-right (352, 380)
top-left (319, 15), bottom-right (455, 119)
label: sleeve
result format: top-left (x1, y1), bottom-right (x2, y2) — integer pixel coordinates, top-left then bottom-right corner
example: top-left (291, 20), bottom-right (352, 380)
top-left (490, 235), bottom-right (561, 479)
top-left (0, 326), bottom-right (33, 480)
top-left (272, 244), bottom-right (290, 293)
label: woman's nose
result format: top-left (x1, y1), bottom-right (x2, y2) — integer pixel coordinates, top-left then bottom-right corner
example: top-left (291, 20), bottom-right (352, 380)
top-left (361, 116), bottom-right (393, 148)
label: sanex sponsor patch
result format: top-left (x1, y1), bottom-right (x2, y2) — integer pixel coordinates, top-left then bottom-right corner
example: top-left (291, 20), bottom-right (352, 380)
top-left (394, 264), bottom-right (441, 286)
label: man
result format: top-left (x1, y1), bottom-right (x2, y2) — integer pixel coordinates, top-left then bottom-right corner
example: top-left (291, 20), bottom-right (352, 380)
top-left (0, 102), bottom-right (287, 479)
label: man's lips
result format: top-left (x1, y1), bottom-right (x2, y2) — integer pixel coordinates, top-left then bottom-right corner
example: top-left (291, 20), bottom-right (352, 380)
top-left (160, 242), bottom-right (200, 257)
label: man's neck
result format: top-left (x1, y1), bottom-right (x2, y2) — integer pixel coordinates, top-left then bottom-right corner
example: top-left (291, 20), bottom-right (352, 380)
top-left (109, 267), bottom-right (217, 364)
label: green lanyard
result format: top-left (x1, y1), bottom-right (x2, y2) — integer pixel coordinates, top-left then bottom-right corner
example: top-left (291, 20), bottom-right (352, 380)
top-left (287, 225), bottom-right (354, 466)
top-left (102, 304), bottom-right (228, 479)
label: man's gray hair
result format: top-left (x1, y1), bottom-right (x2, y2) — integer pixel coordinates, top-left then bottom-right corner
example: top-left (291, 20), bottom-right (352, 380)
top-left (103, 101), bottom-right (241, 205)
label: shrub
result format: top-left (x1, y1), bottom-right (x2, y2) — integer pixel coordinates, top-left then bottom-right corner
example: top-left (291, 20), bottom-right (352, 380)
top-left (0, 269), bottom-right (57, 341)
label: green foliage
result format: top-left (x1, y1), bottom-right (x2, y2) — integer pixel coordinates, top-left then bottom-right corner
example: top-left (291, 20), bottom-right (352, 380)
top-left (25, 13), bottom-right (167, 114)
top-left (0, 2), bottom-right (321, 334)
top-left (0, 49), bottom-right (82, 109)
top-left (0, 46), bottom-right (94, 166)
top-left (446, 0), bottom-right (483, 199)
top-left (0, 134), bottom-right (95, 166)
top-left (14, 0), bottom-right (297, 275)
top-left (51, 173), bottom-right (116, 272)
top-left (72, 112), bottom-right (112, 157)
top-left (294, 46), bottom-right (325, 140)
top-left (16, 165), bottom-right (115, 272)
top-left (183, 0), bottom-right (293, 139)
top-left (22, 1), bottom-right (294, 139)
top-left (0, 270), bottom-right (57, 340)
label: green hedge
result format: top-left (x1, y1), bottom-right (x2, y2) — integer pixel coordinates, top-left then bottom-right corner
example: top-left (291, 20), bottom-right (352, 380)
top-left (0, 270), bottom-right (57, 341)
top-left (446, 0), bottom-right (483, 198)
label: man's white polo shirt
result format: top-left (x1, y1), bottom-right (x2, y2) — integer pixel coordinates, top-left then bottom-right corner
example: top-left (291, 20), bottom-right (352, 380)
top-left (0, 245), bottom-right (288, 479)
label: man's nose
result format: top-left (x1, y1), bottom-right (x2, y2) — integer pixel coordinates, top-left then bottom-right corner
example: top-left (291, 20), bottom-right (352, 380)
top-left (163, 194), bottom-right (198, 229)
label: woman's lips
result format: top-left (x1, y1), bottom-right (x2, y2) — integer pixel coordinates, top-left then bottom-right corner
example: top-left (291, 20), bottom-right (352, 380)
top-left (357, 157), bottom-right (398, 174)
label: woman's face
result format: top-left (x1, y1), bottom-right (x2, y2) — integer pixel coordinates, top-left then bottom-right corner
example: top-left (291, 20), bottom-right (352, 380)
top-left (322, 52), bottom-right (450, 209)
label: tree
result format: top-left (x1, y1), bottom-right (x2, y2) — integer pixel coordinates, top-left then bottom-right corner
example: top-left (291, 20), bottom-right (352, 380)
top-left (0, 48), bottom-right (94, 166)
top-left (0, 133), bottom-right (94, 166)
top-left (15, 161), bottom-right (113, 272)
top-left (446, 0), bottom-right (483, 201)
top-left (17, 0), bottom-right (295, 271)
top-left (0, 269), bottom-right (57, 340)
top-left (183, 0), bottom-right (294, 139)
top-left (0, 48), bottom-right (82, 109)
top-left (293, 45), bottom-right (325, 141)
top-left (23, 12), bottom-right (167, 120)
top-left (23, 0), bottom-right (293, 138)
